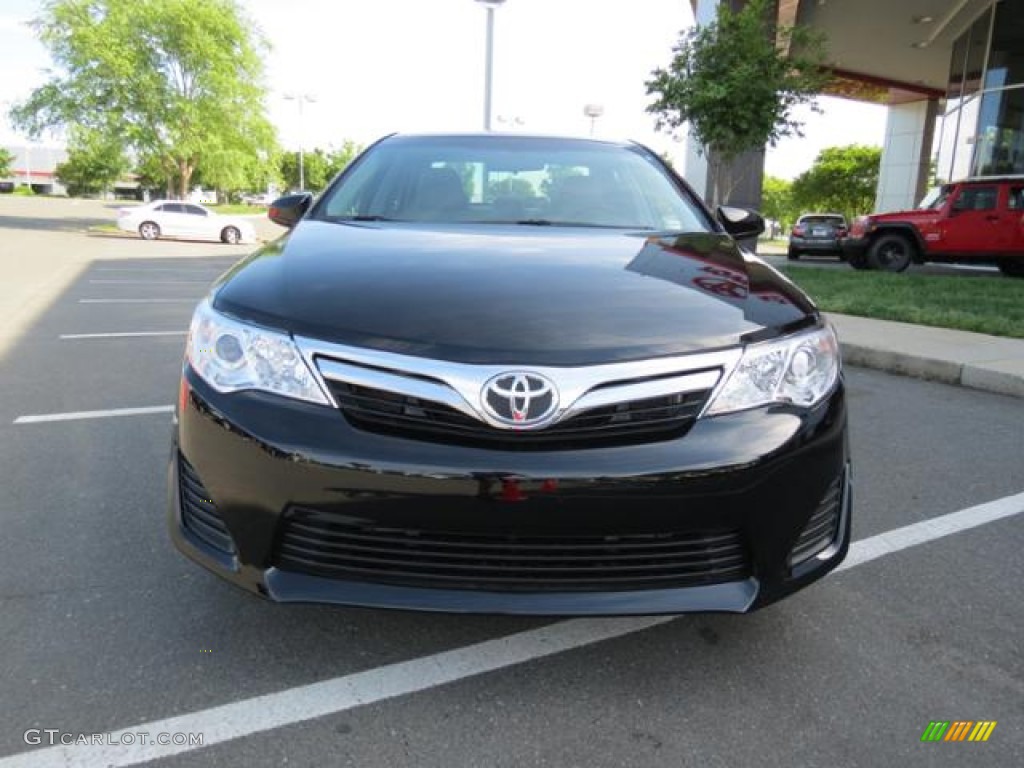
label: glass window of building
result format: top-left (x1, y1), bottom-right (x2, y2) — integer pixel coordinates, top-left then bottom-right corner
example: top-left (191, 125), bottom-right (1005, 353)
top-left (985, 0), bottom-right (1024, 90)
top-left (962, 8), bottom-right (992, 100)
top-left (972, 87), bottom-right (1024, 176)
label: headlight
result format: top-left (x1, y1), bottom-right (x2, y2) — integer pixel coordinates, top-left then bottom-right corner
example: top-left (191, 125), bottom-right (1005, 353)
top-left (705, 326), bottom-right (840, 415)
top-left (186, 299), bottom-right (328, 405)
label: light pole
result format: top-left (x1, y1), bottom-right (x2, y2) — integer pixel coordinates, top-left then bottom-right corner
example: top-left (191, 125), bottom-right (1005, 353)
top-left (283, 93), bottom-right (317, 191)
top-left (583, 103), bottom-right (604, 136)
top-left (475, 0), bottom-right (506, 131)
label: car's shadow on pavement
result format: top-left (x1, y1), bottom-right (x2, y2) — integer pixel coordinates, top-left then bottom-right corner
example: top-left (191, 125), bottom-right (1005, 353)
top-left (0, 214), bottom-right (111, 232)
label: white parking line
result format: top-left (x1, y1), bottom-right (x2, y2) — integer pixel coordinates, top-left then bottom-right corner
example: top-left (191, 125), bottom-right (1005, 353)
top-left (87, 280), bottom-right (211, 285)
top-left (79, 299), bottom-right (198, 304)
top-left (1, 490), bottom-right (1020, 768)
top-left (59, 331), bottom-right (187, 340)
top-left (13, 405), bottom-right (174, 424)
top-left (93, 268), bottom-right (230, 273)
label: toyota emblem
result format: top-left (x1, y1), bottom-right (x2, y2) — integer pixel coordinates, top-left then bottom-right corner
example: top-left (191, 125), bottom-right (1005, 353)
top-left (481, 372), bottom-right (558, 428)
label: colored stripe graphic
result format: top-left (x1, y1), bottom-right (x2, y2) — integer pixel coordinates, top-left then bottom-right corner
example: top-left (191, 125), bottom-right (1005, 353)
top-left (921, 720), bottom-right (997, 742)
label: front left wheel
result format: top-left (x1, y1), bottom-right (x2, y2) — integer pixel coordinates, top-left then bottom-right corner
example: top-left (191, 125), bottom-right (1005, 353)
top-left (221, 226), bottom-right (241, 245)
top-left (867, 233), bottom-right (915, 272)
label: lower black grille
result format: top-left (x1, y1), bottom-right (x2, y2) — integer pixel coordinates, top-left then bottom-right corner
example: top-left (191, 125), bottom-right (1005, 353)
top-left (179, 456), bottom-right (235, 556)
top-left (789, 474), bottom-right (843, 567)
top-left (274, 508), bottom-right (750, 592)
top-left (327, 381), bottom-right (711, 450)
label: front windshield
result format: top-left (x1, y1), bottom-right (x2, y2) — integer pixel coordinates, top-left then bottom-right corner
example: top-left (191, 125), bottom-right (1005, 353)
top-left (918, 185), bottom-right (951, 210)
top-left (314, 136), bottom-right (710, 232)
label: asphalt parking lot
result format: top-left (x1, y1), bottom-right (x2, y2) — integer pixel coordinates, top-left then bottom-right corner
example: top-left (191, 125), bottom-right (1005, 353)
top-left (1, 196), bottom-right (1022, 767)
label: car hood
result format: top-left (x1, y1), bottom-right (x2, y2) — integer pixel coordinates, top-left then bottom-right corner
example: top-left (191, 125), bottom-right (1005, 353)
top-left (212, 221), bottom-right (816, 365)
top-left (869, 208), bottom-right (935, 221)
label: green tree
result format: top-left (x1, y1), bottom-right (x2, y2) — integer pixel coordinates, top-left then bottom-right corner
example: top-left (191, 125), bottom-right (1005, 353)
top-left (0, 147), bottom-right (14, 179)
top-left (646, 0), bottom-right (828, 204)
top-left (55, 127), bottom-right (128, 196)
top-left (280, 148), bottom-right (330, 192)
top-left (790, 145), bottom-right (881, 221)
top-left (325, 141), bottom-right (362, 180)
top-left (280, 142), bottom-right (363, 191)
top-left (11, 0), bottom-right (277, 199)
top-left (760, 175), bottom-right (798, 230)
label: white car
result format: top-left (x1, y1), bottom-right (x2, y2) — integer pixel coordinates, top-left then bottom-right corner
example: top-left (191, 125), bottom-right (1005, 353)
top-left (117, 201), bottom-right (257, 244)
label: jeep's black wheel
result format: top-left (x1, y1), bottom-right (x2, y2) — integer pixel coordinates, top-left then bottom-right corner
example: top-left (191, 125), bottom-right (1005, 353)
top-left (867, 233), bottom-right (914, 272)
top-left (787, 247), bottom-right (800, 261)
top-left (998, 260), bottom-right (1024, 278)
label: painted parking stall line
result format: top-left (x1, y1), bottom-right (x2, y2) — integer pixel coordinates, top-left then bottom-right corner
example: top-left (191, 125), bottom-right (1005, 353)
top-left (87, 280), bottom-right (211, 285)
top-left (1, 490), bottom-right (1021, 768)
top-left (79, 299), bottom-right (199, 304)
top-left (13, 405), bottom-right (174, 425)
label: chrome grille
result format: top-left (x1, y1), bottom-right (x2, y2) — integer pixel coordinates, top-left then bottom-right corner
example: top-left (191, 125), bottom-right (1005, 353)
top-left (327, 380), bottom-right (710, 449)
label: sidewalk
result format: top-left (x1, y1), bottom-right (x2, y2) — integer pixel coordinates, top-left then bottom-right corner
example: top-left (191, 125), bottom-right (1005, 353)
top-left (828, 313), bottom-right (1024, 399)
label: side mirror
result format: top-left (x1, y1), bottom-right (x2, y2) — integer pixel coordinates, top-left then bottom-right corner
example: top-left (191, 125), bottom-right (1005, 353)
top-left (717, 206), bottom-right (765, 240)
top-left (268, 193), bottom-right (313, 228)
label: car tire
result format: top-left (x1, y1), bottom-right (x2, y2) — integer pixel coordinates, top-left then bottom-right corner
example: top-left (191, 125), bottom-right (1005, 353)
top-left (867, 233), bottom-right (914, 272)
top-left (787, 247), bottom-right (800, 261)
top-left (138, 221), bottom-right (160, 240)
top-left (998, 260), bottom-right (1024, 278)
top-left (221, 226), bottom-right (241, 245)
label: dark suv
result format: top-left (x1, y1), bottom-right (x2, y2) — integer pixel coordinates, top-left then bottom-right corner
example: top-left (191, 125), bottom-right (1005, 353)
top-left (843, 177), bottom-right (1024, 276)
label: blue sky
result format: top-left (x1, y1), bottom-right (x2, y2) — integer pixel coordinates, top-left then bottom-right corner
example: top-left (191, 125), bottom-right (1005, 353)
top-left (0, 0), bottom-right (888, 179)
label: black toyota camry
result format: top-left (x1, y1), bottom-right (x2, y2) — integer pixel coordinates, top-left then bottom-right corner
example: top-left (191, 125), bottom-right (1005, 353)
top-left (169, 133), bottom-right (850, 615)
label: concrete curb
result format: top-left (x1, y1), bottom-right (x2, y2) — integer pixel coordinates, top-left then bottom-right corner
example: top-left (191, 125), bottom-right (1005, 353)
top-left (838, 342), bottom-right (1024, 400)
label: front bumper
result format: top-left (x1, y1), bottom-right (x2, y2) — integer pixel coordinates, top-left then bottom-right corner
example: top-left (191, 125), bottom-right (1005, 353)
top-left (790, 236), bottom-right (843, 254)
top-left (840, 236), bottom-right (870, 259)
top-left (169, 367), bottom-right (851, 615)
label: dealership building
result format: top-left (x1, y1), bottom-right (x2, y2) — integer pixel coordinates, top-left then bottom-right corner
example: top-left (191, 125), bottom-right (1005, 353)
top-left (687, 0), bottom-right (1024, 213)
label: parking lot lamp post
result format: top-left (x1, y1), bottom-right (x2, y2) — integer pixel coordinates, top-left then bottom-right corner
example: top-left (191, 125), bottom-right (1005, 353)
top-left (283, 93), bottom-right (317, 191)
top-left (475, 0), bottom-right (507, 131)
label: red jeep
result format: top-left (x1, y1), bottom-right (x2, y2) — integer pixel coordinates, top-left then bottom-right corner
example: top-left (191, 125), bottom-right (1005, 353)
top-left (842, 177), bottom-right (1024, 277)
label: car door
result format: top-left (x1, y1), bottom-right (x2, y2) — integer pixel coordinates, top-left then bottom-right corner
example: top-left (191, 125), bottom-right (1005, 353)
top-left (181, 204), bottom-right (213, 240)
top-left (154, 203), bottom-right (187, 236)
top-left (935, 185), bottom-right (1002, 257)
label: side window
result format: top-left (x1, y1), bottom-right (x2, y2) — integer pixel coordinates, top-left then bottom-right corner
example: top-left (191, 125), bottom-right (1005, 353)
top-left (183, 205), bottom-right (207, 216)
top-left (1009, 187), bottom-right (1023, 210)
top-left (952, 186), bottom-right (998, 211)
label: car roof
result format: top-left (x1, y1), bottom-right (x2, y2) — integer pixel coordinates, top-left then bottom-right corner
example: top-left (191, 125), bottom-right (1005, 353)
top-left (952, 175), bottom-right (1024, 185)
top-left (798, 213), bottom-right (846, 219)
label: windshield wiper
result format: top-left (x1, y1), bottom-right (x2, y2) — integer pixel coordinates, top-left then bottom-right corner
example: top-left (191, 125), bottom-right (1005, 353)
top-left (511, 219), bottom-right (654, 229)
top-left (332, 214), bottom-right (399, 222)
